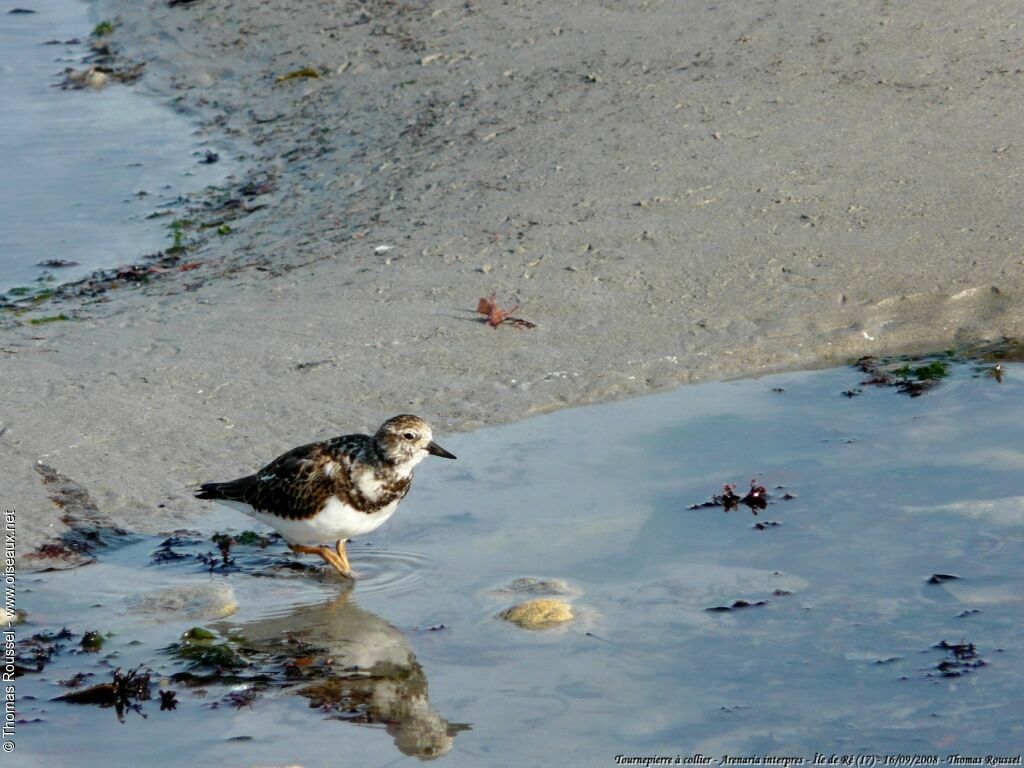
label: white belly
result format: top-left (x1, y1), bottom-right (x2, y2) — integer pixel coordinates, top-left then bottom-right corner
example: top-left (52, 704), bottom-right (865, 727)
top-left (218, 497), bottom-right (400, 547)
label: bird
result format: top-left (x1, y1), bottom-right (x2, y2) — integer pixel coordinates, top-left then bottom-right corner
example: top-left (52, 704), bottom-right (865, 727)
top-left (194, 414), bottom-right (456, 577)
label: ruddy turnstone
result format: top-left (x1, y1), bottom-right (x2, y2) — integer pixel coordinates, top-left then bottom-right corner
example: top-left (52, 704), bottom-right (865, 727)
top-left (194, 414), bottom-right (456, 577)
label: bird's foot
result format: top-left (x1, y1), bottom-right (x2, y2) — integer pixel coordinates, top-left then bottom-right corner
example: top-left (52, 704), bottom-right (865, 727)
top-left (288, 543), bottom-right (354, 578)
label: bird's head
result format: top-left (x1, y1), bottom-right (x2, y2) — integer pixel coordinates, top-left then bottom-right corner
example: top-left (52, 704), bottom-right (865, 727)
top-left (375, 414), bottom-right (457, 467)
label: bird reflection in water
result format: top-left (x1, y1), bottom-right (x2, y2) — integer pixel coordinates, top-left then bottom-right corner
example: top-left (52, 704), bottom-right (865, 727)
top-left (228, 586), bottom-right (470, 760)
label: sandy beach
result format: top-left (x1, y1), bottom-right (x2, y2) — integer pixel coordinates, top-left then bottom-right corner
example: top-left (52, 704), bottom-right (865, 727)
top-left (4, 0), bottom-right (1023, 560)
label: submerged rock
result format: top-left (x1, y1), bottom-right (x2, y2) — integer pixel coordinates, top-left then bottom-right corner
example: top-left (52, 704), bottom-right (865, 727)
top-left (497, 577), bottom-right (573, 596)
top-left (125, 582), bottom-right (236, 620)
top-left (499, 598), bottom-right (575, 630)
top-left (63, 66), bottom-right (109, 89)
top-left (1, 608), bottom-right (26, 626)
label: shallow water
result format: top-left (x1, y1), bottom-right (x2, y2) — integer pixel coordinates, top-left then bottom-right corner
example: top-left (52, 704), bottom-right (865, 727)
top-left (11, 360), bottom-right (1024, 766)
top-left (0, 0), bottom-right (231, 293)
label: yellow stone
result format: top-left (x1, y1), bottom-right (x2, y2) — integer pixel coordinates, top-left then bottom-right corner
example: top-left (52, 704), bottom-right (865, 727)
top-left (499, 598), bottom-right (574, 630)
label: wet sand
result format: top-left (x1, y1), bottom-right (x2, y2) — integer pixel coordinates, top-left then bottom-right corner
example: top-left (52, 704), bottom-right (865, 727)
top-left (4, 0), bottom-right (1024, 556)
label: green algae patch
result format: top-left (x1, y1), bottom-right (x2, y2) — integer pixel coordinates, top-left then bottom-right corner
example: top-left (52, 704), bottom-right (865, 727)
top-left (29, 313), bottom-right (70, 325)
top-left (276, 67), bottom-right (320, 83)
top-left (182, 627), bottom-right (217, 641)
top-left (894, 360), bottom-right (950, 381)
top-left (169, 627), bottom-right (248, 670)
top-left (80, 630), bottom-right (105, 651)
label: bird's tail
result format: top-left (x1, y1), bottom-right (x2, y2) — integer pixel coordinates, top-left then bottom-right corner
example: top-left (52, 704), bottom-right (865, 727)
top-left (195, 481), bottom-right (228, 500)
top-left (194, 476), bottom-right (255, 502)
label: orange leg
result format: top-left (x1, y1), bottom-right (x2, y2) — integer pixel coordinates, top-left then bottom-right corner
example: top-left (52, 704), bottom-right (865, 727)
top-left (335, 539), bottom-right (353, 575)
top-left (289, 543), bottom-right (353, 578)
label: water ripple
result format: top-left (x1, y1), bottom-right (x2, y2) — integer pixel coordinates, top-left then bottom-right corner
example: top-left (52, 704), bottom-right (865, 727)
top-left (350, 547), bottom-right (438, 596)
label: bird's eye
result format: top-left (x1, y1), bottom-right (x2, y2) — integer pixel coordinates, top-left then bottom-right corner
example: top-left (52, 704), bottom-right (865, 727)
top-left (403, 432), bottom-right (416, 440)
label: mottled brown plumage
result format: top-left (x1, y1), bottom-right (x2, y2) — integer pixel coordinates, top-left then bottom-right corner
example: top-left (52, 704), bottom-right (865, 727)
top-left (197, 436), bottom-right (412, 520)
top-left (195, 415), bottom-right (456, 577)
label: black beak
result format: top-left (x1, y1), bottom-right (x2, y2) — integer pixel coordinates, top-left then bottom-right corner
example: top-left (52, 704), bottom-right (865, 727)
top-left (426, 440), bottom-right (457, 459)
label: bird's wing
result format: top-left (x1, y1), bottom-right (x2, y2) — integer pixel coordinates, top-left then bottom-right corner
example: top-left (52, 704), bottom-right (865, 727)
top-left (211, 441), bottom-right (351, 520)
